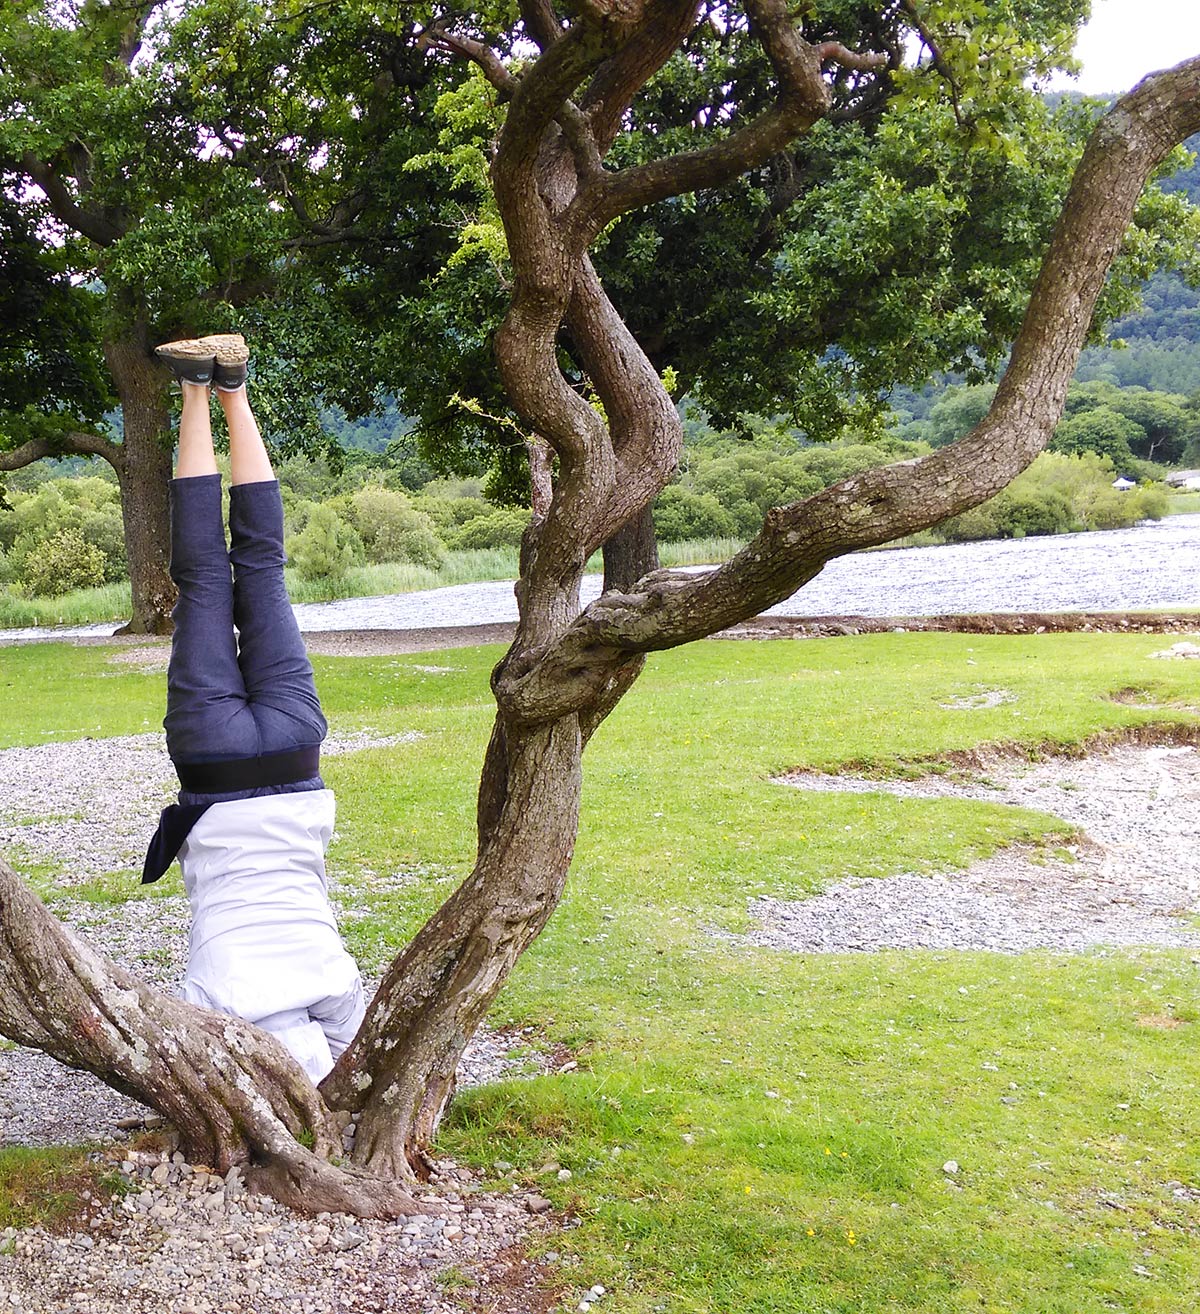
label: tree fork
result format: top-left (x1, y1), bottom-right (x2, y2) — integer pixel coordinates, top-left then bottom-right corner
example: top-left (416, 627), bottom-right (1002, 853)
top-left (495, 55), bottom-right (1200, 725)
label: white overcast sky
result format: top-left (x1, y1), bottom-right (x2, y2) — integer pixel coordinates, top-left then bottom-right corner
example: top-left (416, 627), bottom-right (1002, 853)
top-left (1043, 0), bottom-right (1200, 93)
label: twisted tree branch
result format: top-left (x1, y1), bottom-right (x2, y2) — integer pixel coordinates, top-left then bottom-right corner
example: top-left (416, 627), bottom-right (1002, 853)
top-left (565, 0), bottom-right (883, 238)
top-left (520, 0), bottom-right (564, 49)
top-left (494, 53), bottom-right (1200, 724)
top-left (577, 0), bottom-right (702, 153)
top-left (0, 430), bottom-right (124, 473)
top-left (812, 40), bottom-right (890, 72)
top-left (418, 23), bottom-right (517, 96)
top-left (20, 153), bottom-right (125, 247)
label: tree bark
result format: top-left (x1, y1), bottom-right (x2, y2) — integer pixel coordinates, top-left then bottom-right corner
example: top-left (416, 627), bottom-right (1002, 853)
top-left (103, 329), bottom-right (176, 636)
top-left (321, 716), bottom-right (584, 1179)
top-left (0, 858), bottom-right (429, 1216)
top-left (602, 506), bottom-right (659, 591)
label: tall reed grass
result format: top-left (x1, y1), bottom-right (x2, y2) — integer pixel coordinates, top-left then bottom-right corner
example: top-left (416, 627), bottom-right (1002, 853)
top-left (658, 536), bottom-right (742, 566)
top-left (0, 583), bottom-right (132, 630)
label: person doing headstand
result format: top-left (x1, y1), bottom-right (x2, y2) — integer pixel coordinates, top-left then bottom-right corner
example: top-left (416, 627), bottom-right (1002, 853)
top-left (142, 334), bottom-right (364, 1083)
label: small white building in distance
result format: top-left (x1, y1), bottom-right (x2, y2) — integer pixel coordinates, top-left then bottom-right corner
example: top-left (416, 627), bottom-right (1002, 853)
top-left (1166, 470), bottom-right (1200, 490)
top-left (1111, 476), bottom-right (1137, 491)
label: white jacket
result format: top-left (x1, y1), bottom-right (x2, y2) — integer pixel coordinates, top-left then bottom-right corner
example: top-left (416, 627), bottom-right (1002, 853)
top-left (178, 789), bottom-right (364, 1080)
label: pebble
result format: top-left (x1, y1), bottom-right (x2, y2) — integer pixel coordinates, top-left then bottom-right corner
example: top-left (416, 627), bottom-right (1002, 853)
top-left (743, 745), bottom-right (1200, 954)
top-left (1150, 641), bottom-right (1200, 659)
top-left (0, 1148), bottom-right (560, 1314)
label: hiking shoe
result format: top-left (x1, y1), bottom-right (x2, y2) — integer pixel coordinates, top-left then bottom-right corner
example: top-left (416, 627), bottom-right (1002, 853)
top-left (200, 333), bottom-right (250, 392)
top-left (155, 338), bottom-right (217, 386)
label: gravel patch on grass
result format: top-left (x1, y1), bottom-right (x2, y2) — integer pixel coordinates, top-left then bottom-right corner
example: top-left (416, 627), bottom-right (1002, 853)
top-left (0, 729), bottom-right (423, 884)
top-left (0, 727), bottom-right (575, 1313)
top-left (750, 744), bottom-right (1200, 954)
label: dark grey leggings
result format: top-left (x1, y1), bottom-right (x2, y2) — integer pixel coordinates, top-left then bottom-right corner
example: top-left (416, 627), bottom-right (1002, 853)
top-left (165, 475), bottom-right (326, 804)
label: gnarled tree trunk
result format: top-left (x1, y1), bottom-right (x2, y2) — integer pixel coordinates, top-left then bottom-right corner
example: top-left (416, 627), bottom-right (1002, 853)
top-left (0, 857), bottom-right (429, 1215)
top-left (104, 328), bottom-right (176, 635)
top-left (2, 6), bottom-right (1199, 1215)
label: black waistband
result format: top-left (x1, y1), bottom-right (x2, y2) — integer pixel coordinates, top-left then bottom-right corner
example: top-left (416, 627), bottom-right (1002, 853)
top-left (174, 745), bottom-right (321, 794)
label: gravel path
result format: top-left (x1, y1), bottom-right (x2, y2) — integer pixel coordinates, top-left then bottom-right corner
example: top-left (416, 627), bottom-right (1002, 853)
top-left (751, 743), bottom-right (1200, 954)
top-left (5, 515), bottom-right (1199, 644)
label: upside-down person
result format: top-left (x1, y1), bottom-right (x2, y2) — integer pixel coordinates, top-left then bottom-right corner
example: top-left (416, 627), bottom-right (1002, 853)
top-left (141, 333), bottom-right (364, 1082)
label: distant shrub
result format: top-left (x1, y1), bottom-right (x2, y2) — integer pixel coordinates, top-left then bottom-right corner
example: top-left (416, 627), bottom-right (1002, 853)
top-left (1133, 485), bottom-right (1169, 520)
top-left (288, 505), bottom-right (363, 583)
top-left (413, 495), bottom-right (490, 538)
top-left (653, 487), bottom-right (739, 542)
top-left (679, 441), bottom-right (898, 538)
top-left (938, 503), bottom-right (1003, 543)
top-left (448, 507), bottom-right (530, 551)
top-left (795, 442), bottom-right (898, 485)
top-left (3, 477), bottom-right (127, 582)
top-left (347, 485), bottom-right (445, 569)
top-left (1083, 489), bottom-right (1134, 531)
top-left (925, 384), bottom-right (998, 448)
top-left (1049, 409), bottom-right (1140, 466)
top-left (19, 528), bottom-right (108, 596)
top-left (1082, 484), bottom-right (1168, 531)
top-left (992, 488), bottom-right (1075, 538)
top-left (935, 451), bottom-right (1169, 543)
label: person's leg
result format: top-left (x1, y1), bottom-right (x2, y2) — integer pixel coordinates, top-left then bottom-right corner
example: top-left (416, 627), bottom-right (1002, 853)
top-left (163, 382), bottom-right (257, 763)
top-left (220, 384), bottom-right (275, 486)
top-left (219, 385), bottom-right (327, 750)
top-left (175, 382), bottom-right (219, 478)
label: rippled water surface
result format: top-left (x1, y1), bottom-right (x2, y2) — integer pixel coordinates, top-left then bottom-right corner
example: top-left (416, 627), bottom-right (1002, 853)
top-left (5, 515), bottom-right (1199, 643)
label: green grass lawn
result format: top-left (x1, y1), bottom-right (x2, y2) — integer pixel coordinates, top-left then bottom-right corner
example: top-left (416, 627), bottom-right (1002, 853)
top-left (2, 632), bottom-right (1199, 1311)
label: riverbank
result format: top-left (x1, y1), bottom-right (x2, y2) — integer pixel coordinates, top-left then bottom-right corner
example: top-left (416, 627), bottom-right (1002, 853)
top-left (26, 610), bottom-right (1197, 666)
top-left (2, 515), bottom-right (1198, 645)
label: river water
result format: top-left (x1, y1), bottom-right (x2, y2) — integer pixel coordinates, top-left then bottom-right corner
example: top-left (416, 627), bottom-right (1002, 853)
top-left (4, 515), bottom-right (1199, 643)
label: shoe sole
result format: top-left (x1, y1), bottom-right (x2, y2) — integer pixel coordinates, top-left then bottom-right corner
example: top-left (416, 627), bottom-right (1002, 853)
top-left (197, 333), bottom-right (249, 366)
top-left (155, 339), bottom-right (214, 362)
